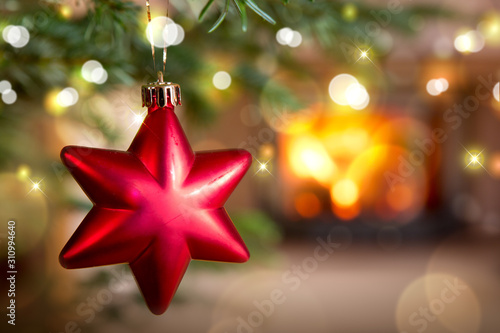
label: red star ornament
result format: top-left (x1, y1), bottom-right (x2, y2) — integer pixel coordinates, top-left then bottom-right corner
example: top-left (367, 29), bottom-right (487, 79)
top-left (60, 99), bottom-right (252, 315)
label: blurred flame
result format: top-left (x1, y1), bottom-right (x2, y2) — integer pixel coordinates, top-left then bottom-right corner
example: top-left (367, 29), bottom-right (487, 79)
top-left (280, 109), bottom-right (430, 223)
top-left (332, 202), bottom-right (360, 221)
top-left (331, 179), bottom-right (359, 207)
top-left (288, 136), bottom-right (337, 184)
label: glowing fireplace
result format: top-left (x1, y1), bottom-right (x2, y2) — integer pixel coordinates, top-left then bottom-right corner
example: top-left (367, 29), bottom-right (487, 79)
top-left (273, 109), bottom-right (438, 226)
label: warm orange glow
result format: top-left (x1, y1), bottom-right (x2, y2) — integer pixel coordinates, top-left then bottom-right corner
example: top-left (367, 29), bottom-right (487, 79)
top-left (332, 202), bottom-right (360, 220)
top-left (280, 108), bottom-right (429, 223)
top-left (386, 184), bottom-right (414, 212)
top-left (346, 145), bottom-right (392, 186)
top-left (288, 136), bottom-right (337, 184)
top-left (263, 104), bottom-right (321, 135)
top-left (294, 192), bottom-right (321, 218)
top-left (322, 127), bottom-right (370, 159)
top-left (259, 143), bottom-right (275, 159)
top-left (489, 152), bottom-right (500, 178)
top-left (331, 179), bottom-right (359, 207)
top-left (372, 117), bottom-right (431, 147)
top-left (346, 145), bottom-right (427, 222)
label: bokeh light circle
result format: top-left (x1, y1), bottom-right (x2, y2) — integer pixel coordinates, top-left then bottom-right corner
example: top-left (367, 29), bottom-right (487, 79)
top-left (294, 192), bottom-right (321, 218)
top-left (426, 79), bottom-right (440, 96)
top-left (328, 74), bottom-right (359, 106)
top-left (56, 87), bottom-right (79, 107)
top-left (454, 30), bottom-right (485, 53)
top-left (0, 80), bottom-right (12, 93)
top-left (213, 71), bottom-right (232, 90)
top-left (396, 273), bottom-right (481, 333)
top-left (146, 16), bottom-right (178, 47)
top-left (2, 89), bottom-right (17, 104)
top-left (172, 24), bottom-right (185, 45)
top-left (162, 19), bottom-right (180, 46)
top-left (81, 60), bottom-right (107, 84)
top-left (276, 27), bottom-right (293, 45)
top-left (2, 25), bottom-right (30, 48)
top-left (477, 12), bottom-right (500, 45)
top-left (91, 67), bottom-right (108, 84)
top-left (426, 78), bottom-right (448, 96)
top-left (345, 83), bottom-right (370, 110)
top-left (288, 31), bottom-right (302, 48)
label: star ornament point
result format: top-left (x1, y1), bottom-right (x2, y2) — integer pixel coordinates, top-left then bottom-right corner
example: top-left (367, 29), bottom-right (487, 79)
top-left (59, 106), bottom-right (252, 315)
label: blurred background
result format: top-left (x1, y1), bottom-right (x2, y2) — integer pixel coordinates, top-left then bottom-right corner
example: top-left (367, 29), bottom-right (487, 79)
top-left (1, 0), bottom-right (500, 332)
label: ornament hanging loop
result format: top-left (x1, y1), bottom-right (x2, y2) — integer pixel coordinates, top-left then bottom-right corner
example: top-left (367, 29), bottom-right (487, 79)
top-left (142, 0), bottom-right (179, 109)
top-left (146, 0), bottom-right (156, 73)
top-left (145, 0), bottom-right (169, 79)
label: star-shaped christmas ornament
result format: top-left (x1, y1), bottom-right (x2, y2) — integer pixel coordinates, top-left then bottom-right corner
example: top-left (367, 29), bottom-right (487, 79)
top-left (60, 80), bottom-right (252, 314)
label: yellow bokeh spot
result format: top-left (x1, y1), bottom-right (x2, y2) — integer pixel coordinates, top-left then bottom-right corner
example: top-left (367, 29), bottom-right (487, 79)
top-left (44, 90), bottom-right (67, 116)
top-left (259, 143), bottom-right (275, 160)
top-left (454, 30), bottom-right (484, 53)
top-left (478, 12), bottom-right (500, 45)
top-left (454, 35), bottom-right (472, 53)
top-left (59, 5), bottom-right (72, 19)
top-left (342, 3), bottom-right (358, 22)
top-left (331, 179), bottom-right (359, 207)
top-left (16, 164), bottom-right (31, 181)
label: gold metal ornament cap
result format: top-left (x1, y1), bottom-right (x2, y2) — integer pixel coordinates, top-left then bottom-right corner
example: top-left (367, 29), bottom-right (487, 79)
top-left (141, 72), bottom-right (182, 108)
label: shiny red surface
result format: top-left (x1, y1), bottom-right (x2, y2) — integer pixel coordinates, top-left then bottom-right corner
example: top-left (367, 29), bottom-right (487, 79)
top-left (59, 104), bottom-right (252, 314)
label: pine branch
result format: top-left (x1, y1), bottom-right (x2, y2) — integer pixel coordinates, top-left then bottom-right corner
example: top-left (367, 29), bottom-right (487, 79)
top-left (0, 0), bottom-right (459, 123)
top-left (199, 0), bottom-right (278, 31)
